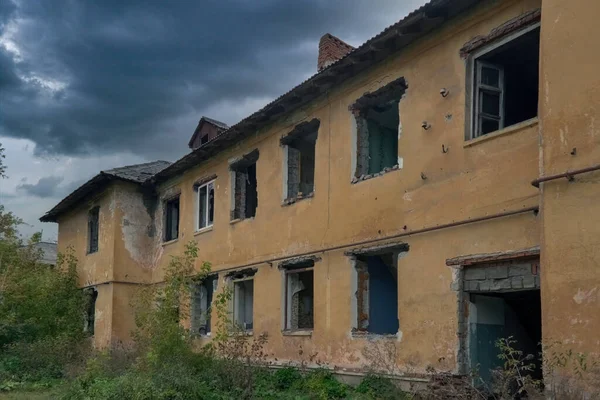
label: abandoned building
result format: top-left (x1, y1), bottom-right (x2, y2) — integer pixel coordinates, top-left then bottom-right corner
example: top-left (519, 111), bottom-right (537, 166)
top-left (41, 0), bottom-right (600, 387)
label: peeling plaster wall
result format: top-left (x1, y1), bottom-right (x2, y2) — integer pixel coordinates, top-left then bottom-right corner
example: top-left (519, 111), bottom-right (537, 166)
top-left (539, 0), bottom-right (600, 358)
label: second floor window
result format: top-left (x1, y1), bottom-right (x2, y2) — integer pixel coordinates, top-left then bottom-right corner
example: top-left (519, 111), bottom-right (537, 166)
top-left (351, 77), bottom-right (406, 178)
top-left (469, 24), bottom-right (540, 138)
top-left (196, 180), bottom-right (215, 230)
top-left (164, 196), bottom-right (180, 241)
top-left (282, 119), bottom-right (319, 201)
top-left (230, 149), bottom-right (259, 220)
top-left (87, 206), bottom-right (99, 254)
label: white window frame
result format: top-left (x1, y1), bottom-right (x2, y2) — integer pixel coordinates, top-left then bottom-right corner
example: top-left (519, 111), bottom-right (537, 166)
top-left (468, 22), bottom-right (541, 140)
top-left (195, 180), bottom-right (215, 232)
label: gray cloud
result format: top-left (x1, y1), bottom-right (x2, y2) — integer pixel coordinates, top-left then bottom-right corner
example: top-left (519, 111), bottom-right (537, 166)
top-left (0, 0), bottom-right (425, 161)
top-left (17, 176), bottom-right (64, 198)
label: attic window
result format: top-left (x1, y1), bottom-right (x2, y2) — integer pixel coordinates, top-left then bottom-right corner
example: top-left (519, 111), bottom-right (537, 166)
top-left (351, 77), bottom-right (406, 179)
top-left (230, 150), bottom-right (259, 221)
top-left (281, 119), bottom-right (319, 201)
top-left (200, 134), bottom-right (209, 145)
top-left (469, 24), bottom-right (540, 138)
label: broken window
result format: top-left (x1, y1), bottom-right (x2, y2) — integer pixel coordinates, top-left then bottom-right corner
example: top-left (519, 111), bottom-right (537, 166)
top-left (190, 275), bottom-right (217, 335)
top-left (230, 150), bottom-right (259, 220)
top-left (283, 260), bottom-right (314, 331)
top-left (351, 77), bottom-right (406, 178)
top-left (196, 180), bottom-right (215, 230)
top-left (470, 25), bottom-right (540, 138)
top-left (83, 287), bottom-right (98, 336)
top-left (354, 251), bottom-right (399, 335)
top-left (200, 133), bottom-right (209, 146)
top-left (233, 278), bottom-right (254, 331)
top-left (281, 119), bottom-right (319, 200)
top-left (164, 196), bottom-right (180, 241)
top-left (87, 206), bottom-right (99, 254)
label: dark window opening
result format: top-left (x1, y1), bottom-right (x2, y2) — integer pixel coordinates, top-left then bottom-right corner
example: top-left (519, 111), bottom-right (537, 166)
top-left (350, 77), bottom-right (406, 178)
top-left (284, 261), bottom-right (314, 330)
top-left (282, 119), bottom-right (319, 200)
top-left (468, 290), bottom-right (542, 388)
top-left (231, 150), bottom-right (259, 220)
top-left (233, 279), bottom-right (254, 331)
top-left (472, 26), bottom-right (540, 138)
top-left (197, 181), bottom-right (215, 230)
top-left (355, 252), bottom-right (399, 334)
top-left (84, 288), bottom-right (98, 336)
top-left (87, 207), bottom-right (99, 254)
top-left (191, 275), bottom-right (217, 335)
top-left (164, 197), bottom-right (180, 241)
top-left (200, 134), bottom-right (209, 145)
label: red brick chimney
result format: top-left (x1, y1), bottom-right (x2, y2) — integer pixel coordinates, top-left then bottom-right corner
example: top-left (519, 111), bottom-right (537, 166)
top-left (317, 33), bottom-right (355, 71)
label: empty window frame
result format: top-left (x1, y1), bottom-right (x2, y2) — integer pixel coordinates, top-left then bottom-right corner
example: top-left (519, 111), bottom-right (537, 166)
top-left (283, 261), bottom-right (314, 331)
top-left (469, 24), bottom-right (540, 138)
top-left (230, 150), bottom-right (259, 220)
top-left (282, 119), bottom-right (319, 200)
top-left (196, 180), bottom-right (215, 231)
top-left (354, 251), bottom-right (399, 335)
top-left (351, 77), bottom-right (407, 178)
top-left (233, 278), bottom-right (254, 331)
top-left (164, 196), bottom-right (180, 241)
top-left (87, 206), bottom-right (100, 254)
top-left (191, 275), bottom-right (217, 335)
top-left (83, 288), bottom-right (98, 335)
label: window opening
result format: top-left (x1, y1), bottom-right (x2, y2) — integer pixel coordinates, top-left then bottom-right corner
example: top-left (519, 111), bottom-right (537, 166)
top-left (471, 26), bottom-right (540, 138)
top-left (350, 77), bottom-right (406, 178)
top-left (231, 150), bottom-right (259, 220)
top-left (233, 279), bottom-right (254, 331)
top-left (87, 207), bottom-right (99, 254)
top-left (355, 251), bottom-right (399, 334)
top-left (191, 275), bottom-right (217, 335)
top-left (84, 288), bottom-right (98, 336)
top-left (196, 181), bottom-right (215, 230)
top-left (164, 197), bottom-right (180, 241)
top-left (283, 261), bottom-right (314, 330)
top-left (282, 119), bottom-right (319, 200)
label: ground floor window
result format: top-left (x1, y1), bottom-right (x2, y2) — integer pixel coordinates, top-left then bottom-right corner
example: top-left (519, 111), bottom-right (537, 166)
top-left (191, 275), bottom-right (217, 335)
top-left (283, 260), bottom-right (314, 331)
top-left (233, 278), bottom-right (254, 331)
top-left (83, 288), bottom-right (98, 336)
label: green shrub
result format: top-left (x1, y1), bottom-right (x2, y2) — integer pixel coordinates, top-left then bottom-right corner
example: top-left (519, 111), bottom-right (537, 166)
top-left (303, 370), bottom-right (348, 400)
top-left (356, 374), bottom-right (410, 399)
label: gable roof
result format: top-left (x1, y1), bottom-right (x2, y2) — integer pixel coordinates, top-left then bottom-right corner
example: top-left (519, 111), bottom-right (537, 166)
top-left (40, 161), bottom-right (171, 223)
top-left (187, 116), bottom-right (230, 149)
top-left (152, 0), bottom-right (482, 185)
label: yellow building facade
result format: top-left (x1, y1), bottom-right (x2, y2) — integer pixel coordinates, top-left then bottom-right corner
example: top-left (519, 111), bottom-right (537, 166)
top-left (42, 0), bottom-right (600, 384)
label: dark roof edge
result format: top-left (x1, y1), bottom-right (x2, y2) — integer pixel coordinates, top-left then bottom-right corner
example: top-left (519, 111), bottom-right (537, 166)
top-left (152, 0), bottom-right (483, 185)
top-left (39, 172), bottom-right (142, 223)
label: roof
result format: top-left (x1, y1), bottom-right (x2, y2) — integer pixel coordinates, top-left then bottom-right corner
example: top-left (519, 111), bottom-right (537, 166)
top-left (187, 116), bottom-right (230, 148)
top-left (40, 160), bottom-right (171, 223)
top-left (152, 0), bottom-right (482, 185)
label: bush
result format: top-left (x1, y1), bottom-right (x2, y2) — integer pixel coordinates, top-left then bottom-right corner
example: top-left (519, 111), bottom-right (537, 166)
top-left (357, 375), bottom-right (410, 400)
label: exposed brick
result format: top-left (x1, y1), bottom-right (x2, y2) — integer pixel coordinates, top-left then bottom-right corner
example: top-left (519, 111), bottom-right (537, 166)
top-left (465, 268), bottom-right (486, 280)
top-left (318, 33), bottom-right (354, 71)
top-left (491, 278), bottom-right (512, 291)
top-left (523, 275), bottom-right (536, 289)
top-left (486, 264), bottom-right (509, 279)
top-left (534, 275), bottom-right (540, 288)
top-left (466, 281), bottom-right (480, 291)
top-left (511, 276), bottom-right (523, 289)
top-left (479, 280), bottom-right (491, 291)
top-left (509, 263), bottom-right (531, 277)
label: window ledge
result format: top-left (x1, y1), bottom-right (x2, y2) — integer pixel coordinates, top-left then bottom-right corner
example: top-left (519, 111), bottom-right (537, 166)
top-left (464, 117), bottom-right (538, 148)
top-left (162, 238), bottom-right (179, 247)
top-left (230, 218), bottom-right (243, 225)
top-left (282, 329), bottom-right (313, 337)
top-left (282, 192), bottom-right (314, 207)
top-left (228, 330), bottom-right (253, 337)
top-left (351, 164), bottom-right (400, 184)
top-left (351, 331), bottom-right (399, 340)
top-left (194, 226), bottom-right (214, 236)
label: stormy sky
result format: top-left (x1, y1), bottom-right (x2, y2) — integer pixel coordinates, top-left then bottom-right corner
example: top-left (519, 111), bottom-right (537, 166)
top-left (0, 0), bottom-right (426, 241)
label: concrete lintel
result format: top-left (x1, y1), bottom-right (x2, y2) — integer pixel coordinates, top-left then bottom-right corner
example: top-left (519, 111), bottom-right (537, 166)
top-left (446, 246), bottom-right (540, 266)
top-left (344, 241), bottom-right (409, 256)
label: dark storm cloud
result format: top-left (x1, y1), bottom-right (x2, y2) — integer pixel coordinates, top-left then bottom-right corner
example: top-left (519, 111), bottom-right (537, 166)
top-left (17, 176), bottom-right (64, 198)
top-left (0, 0), bottom-right (424, 160)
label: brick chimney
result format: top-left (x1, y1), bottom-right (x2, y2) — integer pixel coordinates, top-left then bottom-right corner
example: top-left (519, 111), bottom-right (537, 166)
top-left (317, 33), bottom-right (355, 72)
